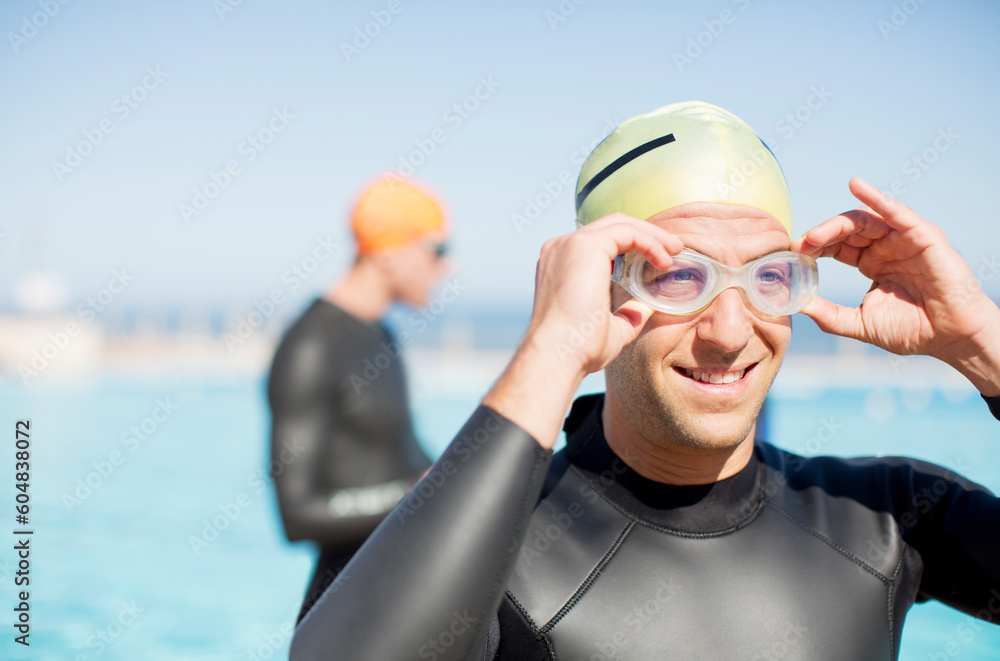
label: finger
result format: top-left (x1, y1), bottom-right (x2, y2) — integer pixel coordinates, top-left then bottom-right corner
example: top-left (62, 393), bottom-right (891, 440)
top-left (581, 213), bottom-right (684, 268)
top-left (793, 209), bottom-right (889, 253)
top-left (848, 177), bottom-right (924, 233)
top-left (799, 296), bottom-right (866, 342)
top-left (793, 239), bottom-right (866, 268)
top-left (596, 213), bottom-right (686, 258)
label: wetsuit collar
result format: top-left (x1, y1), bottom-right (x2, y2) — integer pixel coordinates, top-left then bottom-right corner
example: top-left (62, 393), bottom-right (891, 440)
top-left (315, 297), bottom-right (393, 339)
top-left (562, 394), bottom-right (764, 534)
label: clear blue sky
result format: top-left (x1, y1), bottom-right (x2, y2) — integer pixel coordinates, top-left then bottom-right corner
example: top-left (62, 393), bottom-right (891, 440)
top-left (2, 0), bottom-right (998, 319)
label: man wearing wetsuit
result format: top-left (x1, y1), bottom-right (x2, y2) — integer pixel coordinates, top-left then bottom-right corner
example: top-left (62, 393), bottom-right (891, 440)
top-left (267, 176), bottom-right (449, 623)
top-left (289, 102), bottom-right (1000, 659)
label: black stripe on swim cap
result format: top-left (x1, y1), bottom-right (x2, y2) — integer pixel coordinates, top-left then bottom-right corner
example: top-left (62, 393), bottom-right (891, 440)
top-left (758, 136), bottom-right (787, 181)
top-left (575, 133), bottom-right (676, 213)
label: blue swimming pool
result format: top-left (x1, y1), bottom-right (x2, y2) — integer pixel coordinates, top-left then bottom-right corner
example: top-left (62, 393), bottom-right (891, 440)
top-left (1, 370), bottom-right (997, 659)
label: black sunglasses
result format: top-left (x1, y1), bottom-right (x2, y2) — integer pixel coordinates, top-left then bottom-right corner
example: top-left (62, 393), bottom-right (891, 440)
top-left (425, 241), bottom-right (449, 259)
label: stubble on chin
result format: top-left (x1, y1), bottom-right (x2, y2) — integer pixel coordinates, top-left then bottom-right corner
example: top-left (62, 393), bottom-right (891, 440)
top-left (605, 343), bottom-right (762, 452)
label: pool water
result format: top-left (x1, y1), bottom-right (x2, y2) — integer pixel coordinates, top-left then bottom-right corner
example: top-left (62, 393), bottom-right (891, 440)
top-left (1, 373), bottom-right (998, 659)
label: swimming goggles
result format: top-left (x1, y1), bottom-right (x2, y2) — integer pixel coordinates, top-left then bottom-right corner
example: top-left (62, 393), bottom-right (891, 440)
top-left (611, 248), bottom-right (818, 318)
top-left (424, 241), bottom-right (449, 259)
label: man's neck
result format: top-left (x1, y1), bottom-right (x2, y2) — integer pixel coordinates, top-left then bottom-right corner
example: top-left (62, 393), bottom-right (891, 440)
top-left (325, 260), bottom-right (393, 322)
top-left (600, 396), bottom-right (756, 486)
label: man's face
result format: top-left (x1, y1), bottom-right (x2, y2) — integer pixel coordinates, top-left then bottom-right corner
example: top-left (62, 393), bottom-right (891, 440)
top-left (379, 230), bottom-right (449, 307)
top-left (604, 203), bottom-right (792, 451)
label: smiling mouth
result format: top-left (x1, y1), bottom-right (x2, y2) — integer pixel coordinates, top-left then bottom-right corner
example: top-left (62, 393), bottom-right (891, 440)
top-left (677, 365), bottom-right (755, 385)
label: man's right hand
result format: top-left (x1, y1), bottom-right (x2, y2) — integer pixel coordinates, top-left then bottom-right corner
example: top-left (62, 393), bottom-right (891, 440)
top-left (482, 213), bottom-right (682, 449)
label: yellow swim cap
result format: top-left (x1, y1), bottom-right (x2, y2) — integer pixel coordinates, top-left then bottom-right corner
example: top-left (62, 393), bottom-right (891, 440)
top-left (575, 101), bottom-right (793, 236)
top-left (351, 176), bottom-right (447, 255)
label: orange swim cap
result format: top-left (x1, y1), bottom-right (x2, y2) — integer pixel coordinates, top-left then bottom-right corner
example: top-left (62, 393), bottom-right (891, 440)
top-left (350, 176), bottom-right (447, 255)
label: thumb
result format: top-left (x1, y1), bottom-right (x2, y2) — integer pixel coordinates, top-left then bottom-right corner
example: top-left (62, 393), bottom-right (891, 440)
top-left (609, 300), bottom-right (655, 347)
top-left (801, 296), bottom-right (865, 342)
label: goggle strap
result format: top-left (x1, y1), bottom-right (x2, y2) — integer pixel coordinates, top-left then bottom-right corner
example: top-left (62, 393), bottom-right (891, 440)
top-left (611, 254), bottom-right (626, 284)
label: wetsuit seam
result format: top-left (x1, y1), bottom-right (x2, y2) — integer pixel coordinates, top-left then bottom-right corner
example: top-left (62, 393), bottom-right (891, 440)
top-left (764, 500), bottom-right (893, 584)
top-left (466, 444), bottom-right (552, 661)
top-left (506, 590), bottom-right (543, 634)
top-left (542, 634), bottom-right (558, 660)
top-left (569, 464), bottom-right (766, 537)
top-left (539, 521), bottom-right (635, 634)
top-left (505, 590), bottom-right (555, 658)
top-left (887, 545), bottom-right (905, 661)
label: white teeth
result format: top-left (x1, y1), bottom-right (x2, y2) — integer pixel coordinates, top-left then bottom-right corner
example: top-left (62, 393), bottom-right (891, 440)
top-left (683, 368), bottom-right (746, 384)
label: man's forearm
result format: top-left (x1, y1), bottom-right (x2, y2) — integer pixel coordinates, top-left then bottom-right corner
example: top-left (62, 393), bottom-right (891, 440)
top-left (290, 406), bottom-right (552, 661)
top-left (942, 304), bottom-right (1000, 398)
top-left (482, 329), bottom-right (588, 450)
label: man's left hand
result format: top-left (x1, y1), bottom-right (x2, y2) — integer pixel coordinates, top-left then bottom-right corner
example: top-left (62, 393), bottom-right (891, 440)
top-left (790, 177), bottom-right (1000, 397)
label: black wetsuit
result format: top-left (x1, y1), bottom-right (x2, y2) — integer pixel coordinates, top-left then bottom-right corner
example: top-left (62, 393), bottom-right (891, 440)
top-left (267, 298), bottom-right (431, 622)
top-left (290, 392), bottom-right (1000, 660)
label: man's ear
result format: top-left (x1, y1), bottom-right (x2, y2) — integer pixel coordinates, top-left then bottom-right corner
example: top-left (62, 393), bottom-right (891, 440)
top-left (364, 249), bottom-right (392, 271)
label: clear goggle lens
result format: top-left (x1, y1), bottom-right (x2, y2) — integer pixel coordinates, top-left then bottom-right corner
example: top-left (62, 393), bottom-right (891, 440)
top-left (612, 249), bottom-right (818, 317)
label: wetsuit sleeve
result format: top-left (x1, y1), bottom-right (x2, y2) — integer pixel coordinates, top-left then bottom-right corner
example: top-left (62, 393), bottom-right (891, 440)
top-left (983, 394), bottom-right (1000, 421)
top-left (268, 339), bottom-right (408, 549)
top-left (290, 405), bottom-right (552, 661)
top-left (907, 394), bottom-right (1000, 612)
top-left (888, 458), bottom-right (1000, 618)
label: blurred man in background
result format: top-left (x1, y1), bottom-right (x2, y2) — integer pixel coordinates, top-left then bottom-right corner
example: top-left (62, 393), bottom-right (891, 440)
top-left (266, 176), bottom-right (449, 623)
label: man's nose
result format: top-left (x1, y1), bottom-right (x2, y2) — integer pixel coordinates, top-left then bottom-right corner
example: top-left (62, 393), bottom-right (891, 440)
top-left (694, 287), bottom-right (754, 353)
top-left (436, 255), bottom-right (454, 278)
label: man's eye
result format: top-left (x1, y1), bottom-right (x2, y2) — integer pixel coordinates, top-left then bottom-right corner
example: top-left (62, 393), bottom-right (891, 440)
top-left (664, 269), bottom-right (700, 282)
top-left (757, 269), bottom-right (789, 285)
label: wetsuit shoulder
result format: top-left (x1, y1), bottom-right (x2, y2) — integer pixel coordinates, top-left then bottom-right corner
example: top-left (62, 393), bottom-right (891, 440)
top-left (267, 299), bottom-right (429, 547)
top-left (756, 442), bottom-right (1000, 618)
top-left (267, 298), bottom-right (373, 400)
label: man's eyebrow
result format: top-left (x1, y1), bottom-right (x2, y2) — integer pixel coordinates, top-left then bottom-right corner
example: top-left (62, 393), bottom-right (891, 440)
top-left (683, 247), bottom-right (790, 262)
top-left (746, 247), bottom-right (791, 261)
